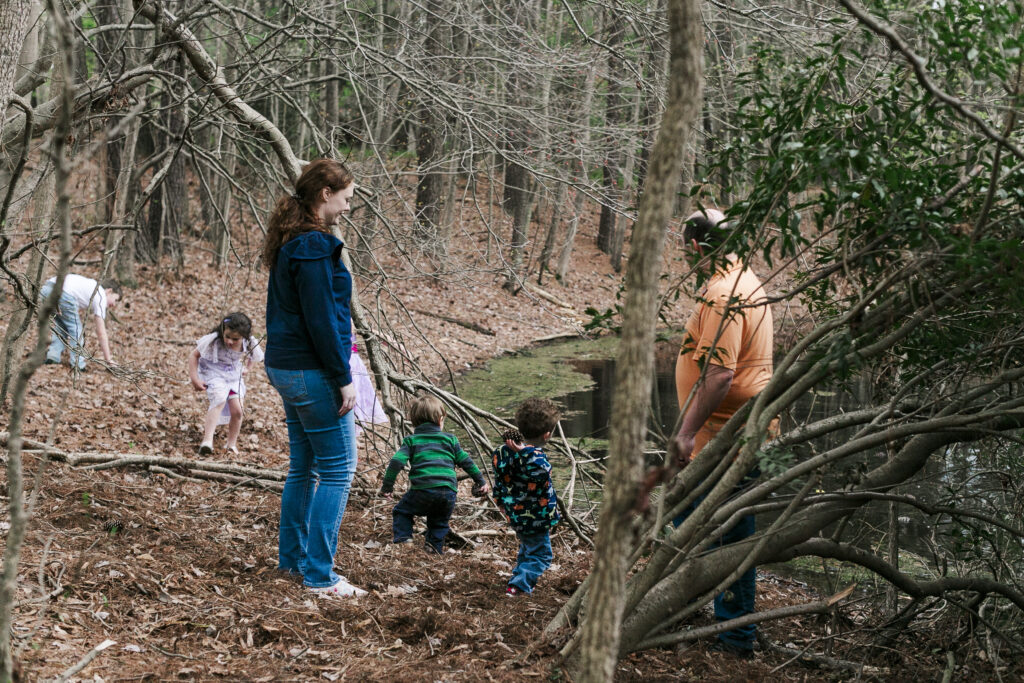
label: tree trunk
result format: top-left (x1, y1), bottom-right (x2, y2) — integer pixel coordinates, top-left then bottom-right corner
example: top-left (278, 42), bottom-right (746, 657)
top-left (574, 0), bottom-right (705, 679)
top-left (609, 88), bottom-right (643, 273)
top-left (413, 0), bottom-right (449, 244)
top-left (596, 8), bottom-right (625, 257)
top-left (556, 63), bottom-right (598, 283)
top-left (0, 4), bottom-right (75, 677)
top-left (537, 182), bottom-right (566, 284)
top-left (0, 0), bottom-right (33, 142)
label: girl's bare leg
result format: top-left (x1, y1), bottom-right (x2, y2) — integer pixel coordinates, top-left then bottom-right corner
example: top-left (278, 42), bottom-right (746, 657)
top-left (200, 403), bottom-right (224, 453)
top-left (225, 397), bottom-right (243, 452)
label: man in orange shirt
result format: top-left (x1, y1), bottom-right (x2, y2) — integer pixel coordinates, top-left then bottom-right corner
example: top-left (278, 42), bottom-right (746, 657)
top-left (671, 207), bottom-right (773, 658)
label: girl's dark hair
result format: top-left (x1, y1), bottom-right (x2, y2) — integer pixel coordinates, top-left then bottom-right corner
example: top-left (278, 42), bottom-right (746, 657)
top-left (262, 159), bottom-right (355, 268)
top-left (213, 312), bottom-right (252, 341)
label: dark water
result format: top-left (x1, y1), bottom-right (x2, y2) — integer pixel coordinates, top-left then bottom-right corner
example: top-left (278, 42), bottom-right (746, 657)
top-left (557, 341), bottom-right (681, 445)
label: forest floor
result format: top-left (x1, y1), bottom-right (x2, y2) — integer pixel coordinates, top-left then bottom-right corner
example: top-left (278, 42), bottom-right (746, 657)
top-left (1, 170), bottom-right (1011, 682)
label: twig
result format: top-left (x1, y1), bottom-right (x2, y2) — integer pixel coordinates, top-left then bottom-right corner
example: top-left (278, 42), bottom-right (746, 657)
top-left (764, 641), bottom-right (889, 676)
top-left (54, 639), bottom-right (116, 682)
top-left (148, 643), bottom-right (198, 660)
top-left (142, 336), bottom-right (194, 346)
top-left (636, 585), bottom-right (855, 650)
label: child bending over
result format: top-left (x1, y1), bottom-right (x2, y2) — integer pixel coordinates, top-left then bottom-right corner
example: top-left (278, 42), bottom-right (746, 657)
top-left (188, 312), bottom-right (264, 455)
top-left (380, 394), bottom-right (490, 553)
top-left (492, 398), bottom-right (561, 596)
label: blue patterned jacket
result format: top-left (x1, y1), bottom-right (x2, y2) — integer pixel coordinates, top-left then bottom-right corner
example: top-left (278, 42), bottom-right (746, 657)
top-left (491, 444), bottom-right (560, 534)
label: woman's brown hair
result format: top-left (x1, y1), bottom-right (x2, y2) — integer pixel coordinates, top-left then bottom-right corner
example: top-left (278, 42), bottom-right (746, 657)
top-left (262, 159), bottom-right (354, 268)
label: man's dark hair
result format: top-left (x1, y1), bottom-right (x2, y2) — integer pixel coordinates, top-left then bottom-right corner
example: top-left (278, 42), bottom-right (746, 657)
top-left (683, 215), bottom-right (729, 250)
top-left (515, 398), bottom-right (561, 440)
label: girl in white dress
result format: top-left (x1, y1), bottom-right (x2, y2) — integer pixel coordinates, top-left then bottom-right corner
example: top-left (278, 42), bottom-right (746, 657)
top-left (188, 312), bottom-right (264, 455)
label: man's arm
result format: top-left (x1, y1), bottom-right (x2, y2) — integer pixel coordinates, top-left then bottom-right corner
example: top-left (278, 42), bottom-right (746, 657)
top-left (94, 315), bottom-right (113, 363)
top-left (670, 363), bottom-right (734, 466)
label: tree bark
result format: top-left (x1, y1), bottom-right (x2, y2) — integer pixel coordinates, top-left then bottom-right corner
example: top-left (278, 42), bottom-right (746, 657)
top-left (413, 0), bottom-right (448, 244)
top-left (0, 0), bottom-right (33, 142)
top-left (0, 3), bottom-right (74, 677)
top-left (596, 7), bottom-right (625, 257)
top-left (574, 0), bottom-right (705, 679)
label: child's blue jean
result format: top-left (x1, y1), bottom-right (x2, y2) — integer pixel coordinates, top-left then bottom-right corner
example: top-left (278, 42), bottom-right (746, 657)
top-left (509, 530), bottom-right (553, 593)
top-left (266, 367), bottom-right (357, 589)
top-left (392, 487), bottom-right (457, 553)
top-left (40, 282), bottom-right (85, 370)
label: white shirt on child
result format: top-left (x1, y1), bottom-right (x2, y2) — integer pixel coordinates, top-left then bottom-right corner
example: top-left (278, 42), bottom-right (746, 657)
top-left (46, 274), bottom-right (109, 319)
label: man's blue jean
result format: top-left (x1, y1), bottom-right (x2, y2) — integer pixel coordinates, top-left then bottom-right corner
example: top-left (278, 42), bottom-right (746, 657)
top-left (673, 484), bottom-right (757, 651)
top-left (392, 487), bottom-right (456, 553)
top-left (509, 530), bottom-right (553, 593)
top-left (40, 282), bottom-right (85, 369)
top-left (266, 367), bottom-right (357, 589)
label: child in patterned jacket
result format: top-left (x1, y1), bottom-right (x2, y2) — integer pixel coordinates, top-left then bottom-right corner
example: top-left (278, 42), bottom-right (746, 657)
top-left (492, 398), bottom-right (561, 596)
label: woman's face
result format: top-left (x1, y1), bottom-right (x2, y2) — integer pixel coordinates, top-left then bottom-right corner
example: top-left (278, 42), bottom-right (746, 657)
top-left (317, 183), bottom-right (355, 226)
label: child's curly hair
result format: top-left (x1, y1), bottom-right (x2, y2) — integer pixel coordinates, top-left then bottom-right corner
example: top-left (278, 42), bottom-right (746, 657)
top-left (515, 398), bottom-right (560, 440)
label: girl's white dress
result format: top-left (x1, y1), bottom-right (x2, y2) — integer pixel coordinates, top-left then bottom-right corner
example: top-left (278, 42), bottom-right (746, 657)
top-left (195, 333), bottom-right (264, 424)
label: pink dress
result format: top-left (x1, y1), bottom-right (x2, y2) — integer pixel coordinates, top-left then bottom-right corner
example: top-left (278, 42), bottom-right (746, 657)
top-left (350, 345), bottom-right (388, 434)
top-left (195, 333), bottom-right (265, 424)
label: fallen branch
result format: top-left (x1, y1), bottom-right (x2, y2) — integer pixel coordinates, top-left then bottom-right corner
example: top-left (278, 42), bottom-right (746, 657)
top-left (142, 336), bottom-right (194, 346)
top-left (409, 308), bottom-right (496, 336)
top-left (764, 642), bottom-right (890, 677)
top-left (635, 585), bottom-right (856, 651)
top-left (148, 466), bottom-right (283, 492)
top-left (522, 281), bottom-right (574, 310)
top-left (54, 638), bottom-right (116, 683)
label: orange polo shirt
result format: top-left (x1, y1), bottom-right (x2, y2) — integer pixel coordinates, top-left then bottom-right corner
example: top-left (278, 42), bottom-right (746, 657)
top-left (675, 260), bottom-right (774, 456)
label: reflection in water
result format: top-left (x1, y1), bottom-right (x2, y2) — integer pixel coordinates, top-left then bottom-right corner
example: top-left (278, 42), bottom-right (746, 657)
top-left (557, 342), bottom-right (681, 445)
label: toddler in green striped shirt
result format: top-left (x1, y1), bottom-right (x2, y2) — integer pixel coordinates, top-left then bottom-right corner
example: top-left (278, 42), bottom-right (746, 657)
top-left (380, 394), bottom-right (490, 553)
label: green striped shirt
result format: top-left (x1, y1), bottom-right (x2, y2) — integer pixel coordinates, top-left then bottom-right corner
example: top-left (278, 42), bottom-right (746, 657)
top-left (380, 423), bottom-right (485, 493)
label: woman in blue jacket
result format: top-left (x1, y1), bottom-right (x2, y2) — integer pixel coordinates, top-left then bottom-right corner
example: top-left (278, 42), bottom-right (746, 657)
top-left (262, 159), bottom-right (365, 598)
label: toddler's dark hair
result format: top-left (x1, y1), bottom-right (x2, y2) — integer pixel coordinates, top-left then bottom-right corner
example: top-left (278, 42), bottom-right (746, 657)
top-left (214, 312), bottom-right (253, 341)
top-left (409, 394), bottom-right (445, 426)
top-left (515, 398), bottom-right (560, 440)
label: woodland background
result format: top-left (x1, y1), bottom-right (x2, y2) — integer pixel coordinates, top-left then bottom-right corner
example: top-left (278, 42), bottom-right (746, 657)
top-left (2, 0), bottom-right (1024, 681)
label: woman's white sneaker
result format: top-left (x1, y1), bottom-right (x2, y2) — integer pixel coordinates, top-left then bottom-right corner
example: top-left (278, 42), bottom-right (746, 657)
top-left (310, 577), bottom-right (367, 598)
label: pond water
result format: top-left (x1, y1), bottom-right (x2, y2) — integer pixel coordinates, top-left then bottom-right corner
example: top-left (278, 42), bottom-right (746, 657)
top-left (456, 334), bottom-right (681, 452)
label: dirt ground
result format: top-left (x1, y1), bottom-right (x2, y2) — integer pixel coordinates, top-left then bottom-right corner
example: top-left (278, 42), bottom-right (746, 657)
top-left (1, 171), bottom-right (1009, 682)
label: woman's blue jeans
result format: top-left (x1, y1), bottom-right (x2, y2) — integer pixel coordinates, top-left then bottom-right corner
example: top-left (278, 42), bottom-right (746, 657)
top-left (266, 367), bottom-right (357, 588)
top-left (40, 282), bottom-right (85, 369)
top-left (509, 531), bottom-right (553, 593)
